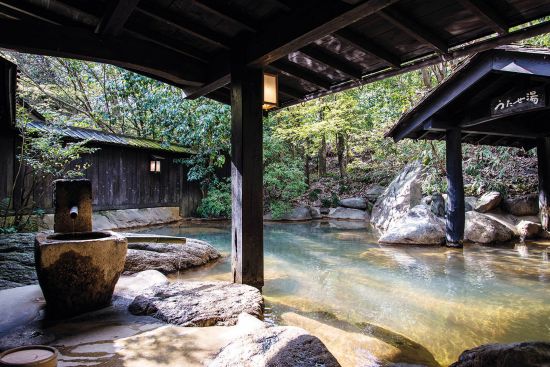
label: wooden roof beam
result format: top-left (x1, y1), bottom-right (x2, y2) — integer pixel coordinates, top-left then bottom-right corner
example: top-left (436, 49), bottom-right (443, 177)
top-left (193, 0), bottom-right (257, 32)
top-left (186, 0), bottom-right (399, 99)
top-left (0, 0), bottom-right (78, 25)
top-left (378, 9), bottom-right (448, 53)
top-left (457, 0), bottom-right (508, 35)
top-left (278, 84), bottom-right (305, 99)
top-left (0, 18), bottom-right (206, 88)
top-left (334, 29), bottom-right (401, 68)
top-left (135, 4), bottom-right (231, 49)
top-left (95, 0), bottom-right (140, 36)
top-left (272, 60), bottom-right (332, 90)
top-left (300, 44), bottom-right (363, 80)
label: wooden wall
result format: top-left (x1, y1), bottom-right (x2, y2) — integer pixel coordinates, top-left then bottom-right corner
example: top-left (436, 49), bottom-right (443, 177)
top-left (2, 139), bottom-right (203, 216)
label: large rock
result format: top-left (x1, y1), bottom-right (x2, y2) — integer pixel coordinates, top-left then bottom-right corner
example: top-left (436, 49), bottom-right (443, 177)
top-left (264, 206), bottom-right (312, 221)
top-left (371, 161), bottom-right (424, 231)
top-left (208, 325), bottom-right (340, 367)
top-left (465, 196), bottom-right (478, 212)
top-left (93, 207), bottom-right (182, 230)
top-left (0, 233), bottom-right (37, 289)
top-left (502, 194), bottom-right (539, 216)
top-left (517, 220), bottom-right (541, 240)
top-left (450, 342), bottom-right (550, 367)
top-left (465, 211), bottom-right (514, 244)
top-left (378, 205), bottom-right (445, 245)
top-left (128, 281), bottom-right (263, 327)
top-left (309, 207), bottom-right (322, 219)
top-left (338, 197), bottom-right (367, 210)
top-left (328, 207), bottom-right (369, 221)
top-left (475, 192), bottom-right (502, 213)
top-left (365, 185), bottom-right (386, 201)
top-left (124, 239), bottom-right (221, 275)
top-left (422, 194), bottom-right (445, 217)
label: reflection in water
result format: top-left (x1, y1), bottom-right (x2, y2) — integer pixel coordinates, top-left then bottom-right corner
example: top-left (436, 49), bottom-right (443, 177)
top-left (137, 221), bottom-right (550, 366)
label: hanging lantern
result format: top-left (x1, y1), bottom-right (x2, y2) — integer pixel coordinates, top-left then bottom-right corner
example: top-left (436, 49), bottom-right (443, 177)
top-left (263, 73), bottom-right (278, 110)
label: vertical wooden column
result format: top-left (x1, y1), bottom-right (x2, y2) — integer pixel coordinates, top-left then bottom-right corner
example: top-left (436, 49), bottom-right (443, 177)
top-left (445, 128), bottom-right (465, 247)
top-left (230, 59), bottom-right (264, 289)
top-left (537, 137), bottom-right (550, 231)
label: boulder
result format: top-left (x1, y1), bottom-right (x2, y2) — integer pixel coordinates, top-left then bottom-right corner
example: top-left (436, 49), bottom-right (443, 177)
top-left (371, 161), bottom-right (424, 231)
top-left (328, 207), bottom-right (369, 221)
top-left (0, 233), bottom-right (37, 289)
top-left (517, 220), bottom-right (541, 240)
top-left (378, 205), bottom-right (445, 245)
top-left (465, 196), bottom-right (478, 212)
top-left (365, 184), bottom-right (386, 201)
top-left (128, 281), bottom-right (263, 327)
top-left (475, 192), bottom-right (502, 213)
top-left (124, 239), bottom-right (221, 275)
top-left (264, 206), bottom-right (312, 221)
top-left (465, 211), bottom-right (514, 244)
top-left (309, 207), bottom-right (322, 219)
top-left (208, 325), bottom-right (340, 367)
top-left (338, 197), bottom-right (367, 210)
top-left (319, 207), bottom-right (330, 215)
top-left (450, 342), bottom-right (550, 367)
top-left (422, 194), bottom-right (445, 217)
top-left (502, 194), bottom-right (539, 216)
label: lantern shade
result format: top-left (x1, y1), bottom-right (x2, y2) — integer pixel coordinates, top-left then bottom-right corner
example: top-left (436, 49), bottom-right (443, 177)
top-left (263, 73), bottom-right (278, 110)
top-left (150, 160), bottom-right (161, 173)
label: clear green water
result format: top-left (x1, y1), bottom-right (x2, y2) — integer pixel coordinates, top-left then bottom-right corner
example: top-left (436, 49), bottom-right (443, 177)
top-left (136, 221), bottom-right (550, 366)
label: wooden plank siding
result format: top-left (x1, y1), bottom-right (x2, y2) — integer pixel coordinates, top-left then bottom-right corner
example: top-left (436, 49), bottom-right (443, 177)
top-left (0, 132), bottom-right (204, 216)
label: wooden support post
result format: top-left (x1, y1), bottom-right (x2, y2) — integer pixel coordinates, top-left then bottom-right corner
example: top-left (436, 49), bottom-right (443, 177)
top-left (537, 137), bottom-right (550, 231)
top-left (230, 58), bottom-right (264, 289)
top-left (445, 128), bottom-right (465, 247)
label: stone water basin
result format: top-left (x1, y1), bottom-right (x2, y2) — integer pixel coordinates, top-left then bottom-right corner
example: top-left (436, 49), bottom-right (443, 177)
top-left (34, 231), bottom-right (127, 318)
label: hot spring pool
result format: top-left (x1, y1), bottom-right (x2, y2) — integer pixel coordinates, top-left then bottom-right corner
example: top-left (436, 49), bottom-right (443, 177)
top-left (135, 221), bottom-right (550, 366)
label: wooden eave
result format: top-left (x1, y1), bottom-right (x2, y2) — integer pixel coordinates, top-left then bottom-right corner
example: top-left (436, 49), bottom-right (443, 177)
top-left (386, 46), bottom-right (550, 149)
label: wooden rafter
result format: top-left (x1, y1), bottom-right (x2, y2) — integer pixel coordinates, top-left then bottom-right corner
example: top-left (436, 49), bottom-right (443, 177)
top-left (95, 0), bottom-right (140, 36)
top-left (300, 44), bottom-right (363, 80)
top-left (0, 0), bottom-right (83, 26)
top-left (193, 0), bottom-right (257, 32)
top-left (0, 18), bottom-right (206, 87)
top-left (334, 29), bottom-right (401, 68)
top-left (378, 9), bottom-right (447, 53)
top-left (186, 0), bottom-right (399, 99)
top-left (135, 3), bottom-right (231, 49)
top-left (278, 84), bottom-right (304, 99)
top-left (457, 0), bottom-right (508, 35)
top-left (272, 60), bottom-right (332, 90)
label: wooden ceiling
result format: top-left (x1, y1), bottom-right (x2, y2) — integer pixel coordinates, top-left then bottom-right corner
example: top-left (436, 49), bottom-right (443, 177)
top-left (1, 0), bottom-right (550, 108)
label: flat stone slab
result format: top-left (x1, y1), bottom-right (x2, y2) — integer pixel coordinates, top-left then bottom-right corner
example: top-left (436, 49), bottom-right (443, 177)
top-left (129, 281), bottom-right (263, 326)
top-left (0, 233), bottom-right (37, 289)
top-left (124, 239), bottom-right (221, 275)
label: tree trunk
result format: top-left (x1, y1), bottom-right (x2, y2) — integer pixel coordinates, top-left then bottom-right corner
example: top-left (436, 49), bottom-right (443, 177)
top-left (305, 153), bottom-right (311, 187)
top-left (336, 132), bottom-right (346, 178)
top-left (318, 134), bottom-right (327, 177)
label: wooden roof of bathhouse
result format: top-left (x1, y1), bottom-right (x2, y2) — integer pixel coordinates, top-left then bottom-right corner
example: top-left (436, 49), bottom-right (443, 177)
top-left (0, 1), bottom-right (550, 109)
top-left (386, 45), bottom-right (550, 150)
top-left (25, 120), bottom-right (196, 154)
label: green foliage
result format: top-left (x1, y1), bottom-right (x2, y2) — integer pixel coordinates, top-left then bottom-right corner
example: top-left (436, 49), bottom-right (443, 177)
top-left (196, 179), bottom-right (231, 218)
top-left (264, 162), bottom-right (307, 219)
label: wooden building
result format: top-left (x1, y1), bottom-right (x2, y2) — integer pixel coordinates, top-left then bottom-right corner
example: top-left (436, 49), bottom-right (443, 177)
top-left (0, 57), bottom-right (202, 217)
top-left (387, 46), bottom-right (550, 246)
top-left (1, 0), bottom-right (550, 288)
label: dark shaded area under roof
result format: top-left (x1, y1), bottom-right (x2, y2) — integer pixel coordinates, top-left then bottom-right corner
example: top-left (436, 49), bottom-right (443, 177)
top-left (0, 0), bottom-right (549, 109)
top-left (26, 120), bottom-right (195, 154)
top-left (386, 46), bottom-right (550, 150)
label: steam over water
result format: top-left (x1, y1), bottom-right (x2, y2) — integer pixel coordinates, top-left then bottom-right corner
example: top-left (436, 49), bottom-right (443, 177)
top-left (137, 221), bottom-right (550, 366)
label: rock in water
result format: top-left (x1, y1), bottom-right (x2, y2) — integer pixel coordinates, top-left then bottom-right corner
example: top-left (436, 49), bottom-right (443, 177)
top-left (328, 207), bottom-right (369, 221)
top-left (371, 161), bottom-right (424, 231)
top-left (465, 211), bottom-right (514, 244)
top-left (378, 205), bottom-right (445, 245)
top-left (516, 220), bottom-right (541, 240)
top-left (309, 207), bottom-right (322, 219)
top-left (450, 342), bottom-right (550, 367)
top-left (264, 206), bottom-right (312, 221)
top-left (474, 192), bottom-right (502, 213)
top-left (502, 194), bottom-right (539, 216)
top-left (338, 197), bottom-right (367, 210)
top-left (208, 326), bottom-right (340, 367)
top-left (128, 281), bottom-right (263, 326)
top-left (124, 238), bottom-right (220, 274)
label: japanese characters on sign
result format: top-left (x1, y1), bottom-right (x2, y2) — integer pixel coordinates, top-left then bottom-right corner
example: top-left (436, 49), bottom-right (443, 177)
top-left (491, 87), bottom-right (546, 116)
